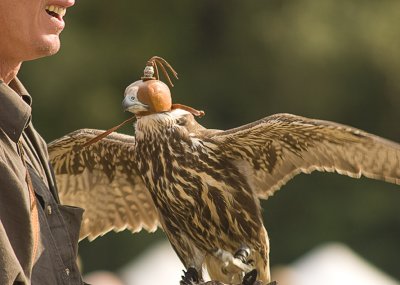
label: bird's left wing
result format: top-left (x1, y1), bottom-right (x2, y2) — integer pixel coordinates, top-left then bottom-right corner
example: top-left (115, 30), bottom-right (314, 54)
top-left (48, 129), bottom-right (159, 240)
top-left (210, 113), bottom-right (400, 199)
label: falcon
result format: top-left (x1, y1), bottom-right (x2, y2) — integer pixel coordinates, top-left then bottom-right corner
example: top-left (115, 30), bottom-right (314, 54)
top-left (48, 57), bottom-right (400, 285)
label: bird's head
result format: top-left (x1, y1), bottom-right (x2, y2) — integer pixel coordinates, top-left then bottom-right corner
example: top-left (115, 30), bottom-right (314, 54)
top-left (122, 56), bottom-right (204, 118)
top-left (122, 79), bottom-right (172, 116)
top-left (84, 56), bottom-right (205, 147)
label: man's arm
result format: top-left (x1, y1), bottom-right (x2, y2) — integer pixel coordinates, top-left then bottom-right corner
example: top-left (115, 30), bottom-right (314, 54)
top-left (0, 160), bottom-right (33, 285)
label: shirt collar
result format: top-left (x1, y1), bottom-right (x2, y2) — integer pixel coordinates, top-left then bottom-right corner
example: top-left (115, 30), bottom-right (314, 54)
top-left (0, 78), bottom-right (32, 142)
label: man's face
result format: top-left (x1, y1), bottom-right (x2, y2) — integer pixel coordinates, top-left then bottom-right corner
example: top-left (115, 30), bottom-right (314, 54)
top-left (0, 0), bottom-right (75, 62)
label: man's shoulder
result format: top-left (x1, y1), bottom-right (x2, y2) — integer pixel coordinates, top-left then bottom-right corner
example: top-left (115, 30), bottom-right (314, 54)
top-left (25, 122), bottom-right (50, 157)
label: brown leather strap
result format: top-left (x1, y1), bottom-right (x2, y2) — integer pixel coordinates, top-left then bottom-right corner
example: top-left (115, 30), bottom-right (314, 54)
top-left (82, 103), bottom-right (204, 148)
top-left (18, 141), bottom-right (40, 263)
top-left (171, 104), bottom-right (205, 117)
top-left (82, 116), bottom-right (136, 147)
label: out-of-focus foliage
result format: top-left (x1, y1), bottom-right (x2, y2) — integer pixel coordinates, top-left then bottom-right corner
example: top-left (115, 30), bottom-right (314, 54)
top-left (20, 0), bottom-right (400, 279)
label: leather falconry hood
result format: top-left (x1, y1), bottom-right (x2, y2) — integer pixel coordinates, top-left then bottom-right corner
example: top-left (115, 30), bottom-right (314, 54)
top-left (125, 56), bottom-right (205, 116)
top-left (84, 56), bottom-right (204, 146)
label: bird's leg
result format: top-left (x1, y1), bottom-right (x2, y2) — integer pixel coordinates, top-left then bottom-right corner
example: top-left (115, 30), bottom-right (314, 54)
top-left (234, 246), bottom-right (253, 266)
top-left (234, 246), bottom-right (259, 284)
top-left (180, 267), bottom-right (200, 285)
top-left (214, 248), bottom-right (253, 274)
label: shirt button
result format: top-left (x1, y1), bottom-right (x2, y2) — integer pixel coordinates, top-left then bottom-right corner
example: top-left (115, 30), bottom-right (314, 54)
top-left (65, 268), bottom-right (70, 276)
top-left (46, 205), bottom-right (52, 215)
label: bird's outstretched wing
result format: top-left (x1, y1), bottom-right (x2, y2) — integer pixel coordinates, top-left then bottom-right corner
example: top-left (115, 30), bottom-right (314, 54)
top-left (48, 129), bottom-right (158, 240)
top-left (211, 113), bottom-right (400, 199)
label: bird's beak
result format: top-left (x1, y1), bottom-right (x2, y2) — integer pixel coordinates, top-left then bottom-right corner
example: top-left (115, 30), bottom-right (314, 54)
top-left (122, 96), bottom-right (150, 114)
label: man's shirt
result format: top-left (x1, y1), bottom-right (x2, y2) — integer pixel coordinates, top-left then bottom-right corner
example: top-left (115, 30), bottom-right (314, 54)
top-left (0, 78), bottom-right (84, 285)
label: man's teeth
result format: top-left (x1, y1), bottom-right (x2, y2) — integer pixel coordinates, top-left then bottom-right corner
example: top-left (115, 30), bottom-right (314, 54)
top-left (45, 5), bottom-right (66, 17)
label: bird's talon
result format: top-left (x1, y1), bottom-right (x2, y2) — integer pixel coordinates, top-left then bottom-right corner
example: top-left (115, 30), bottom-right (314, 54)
top-left (242, 269), bottom-right (258, 285)
top-left (180, 267), bottom-right (200, 285)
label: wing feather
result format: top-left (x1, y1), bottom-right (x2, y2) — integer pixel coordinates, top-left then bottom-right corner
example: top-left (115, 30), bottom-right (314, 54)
top-left (48, 129), bottom-right (159, 240)
top-left (211, 113), bottom-right (400, 199)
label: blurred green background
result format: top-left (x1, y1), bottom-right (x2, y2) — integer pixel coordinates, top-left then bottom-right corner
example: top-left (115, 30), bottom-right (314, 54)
top-left (20, 0), bottom-right (400, 280)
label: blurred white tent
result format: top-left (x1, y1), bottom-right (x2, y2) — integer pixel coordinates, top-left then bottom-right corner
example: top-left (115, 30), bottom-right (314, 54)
top-left (118, 241), bottom-right (399, 285)
top-left (84, 271), bottom-right (125, 285)
top-left (120, 242), bottom-right (184, 285)
top-left (273, 243), bottom-right (399, 285)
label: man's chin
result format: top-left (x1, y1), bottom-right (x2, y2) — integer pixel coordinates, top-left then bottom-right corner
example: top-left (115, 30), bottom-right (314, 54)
top-left (28, 35), bottom-right (61, 60)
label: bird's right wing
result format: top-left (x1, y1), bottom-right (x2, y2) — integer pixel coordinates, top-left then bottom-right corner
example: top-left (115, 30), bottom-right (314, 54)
top-left (210, 113), bottom-right (400, 200)
top-left (48, 129), bottom-right (159, 241)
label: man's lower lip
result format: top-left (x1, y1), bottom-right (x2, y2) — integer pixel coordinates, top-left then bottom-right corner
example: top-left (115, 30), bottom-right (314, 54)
top-left (48, 15), bottom-right (65, 30)
top-left (45, 11), bottom-right (65, 30)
